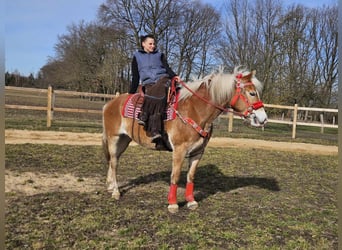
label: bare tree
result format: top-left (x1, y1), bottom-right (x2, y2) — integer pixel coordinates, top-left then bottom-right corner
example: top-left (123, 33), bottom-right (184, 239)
top-left (310, 6), bottom-right (338, 107)
top-left (41, 21), bottom-right (129, 94)
top-left (275, 5), bottom-right (314, 105)
top-left (275, 5), bottom-right (338, 107)
top-left (98, 0), bottom-right (179, 51)
top-left (218, 0), bottom-right (283, 103)
top-left (98, 0), bottom-right (221, 81)
top-left (40, 0), bottom-right (337, 108)
top-left (173, 1), bottom-right (221, 80)
top-left (97, 0), bottom-right (181, 89)
top-left (253, 0), bottom-right (282, 103)
top-left (218, 0), bottom-right (337, 108)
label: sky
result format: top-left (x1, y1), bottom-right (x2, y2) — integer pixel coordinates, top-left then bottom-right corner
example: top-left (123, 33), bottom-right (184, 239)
top-left (5, 0), bottom-right (337, 77)
top-left (5, 0), bottom-right (104, 76)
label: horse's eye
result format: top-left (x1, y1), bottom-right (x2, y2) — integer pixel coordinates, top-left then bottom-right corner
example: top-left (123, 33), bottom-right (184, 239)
top-left (250, 92), bottom-right (256, 97)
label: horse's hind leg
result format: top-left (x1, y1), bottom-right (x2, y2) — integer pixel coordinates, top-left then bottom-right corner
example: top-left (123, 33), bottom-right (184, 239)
top-left (103, 134), bottom-right (131, 200)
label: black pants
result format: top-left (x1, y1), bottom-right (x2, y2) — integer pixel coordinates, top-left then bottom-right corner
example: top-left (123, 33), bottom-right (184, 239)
top-left (139, 77), bottom-right (169, 136)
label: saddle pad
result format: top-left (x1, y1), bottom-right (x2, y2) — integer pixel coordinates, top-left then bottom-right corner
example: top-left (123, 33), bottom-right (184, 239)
top-left (122, 93), bottom-right (178, 121)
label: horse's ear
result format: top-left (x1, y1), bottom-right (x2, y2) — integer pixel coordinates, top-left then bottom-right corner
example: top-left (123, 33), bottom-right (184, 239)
top-left (242, 72), bottom-right (253, 81)
top-left (241, 70), bottom-right (256, 81)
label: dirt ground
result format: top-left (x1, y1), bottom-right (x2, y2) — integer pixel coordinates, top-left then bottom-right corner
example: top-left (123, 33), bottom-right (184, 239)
top-left (5, 129), bottom-right (338, 155)
top-left (5, 129), bottom-right (337, 196)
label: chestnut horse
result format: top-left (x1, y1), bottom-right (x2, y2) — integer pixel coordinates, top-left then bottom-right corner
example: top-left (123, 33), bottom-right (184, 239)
top-left (102, 67), bottom-right (268, 213)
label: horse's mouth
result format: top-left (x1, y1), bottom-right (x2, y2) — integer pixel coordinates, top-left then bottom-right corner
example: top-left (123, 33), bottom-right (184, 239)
top-left (246, 113), bottom-right (268, 128)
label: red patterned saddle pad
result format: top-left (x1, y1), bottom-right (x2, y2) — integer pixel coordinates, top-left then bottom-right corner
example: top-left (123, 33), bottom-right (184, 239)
top-left (121, 93), bottom-right (178, 121)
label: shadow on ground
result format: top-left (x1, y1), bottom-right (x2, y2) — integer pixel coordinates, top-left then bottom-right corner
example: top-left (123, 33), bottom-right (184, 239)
top-left (120, 164), bottom-right (280, 205)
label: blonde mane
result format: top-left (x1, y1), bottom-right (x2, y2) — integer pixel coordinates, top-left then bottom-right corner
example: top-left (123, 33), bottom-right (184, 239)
top-left (178, 67), bottom-right (264, 104)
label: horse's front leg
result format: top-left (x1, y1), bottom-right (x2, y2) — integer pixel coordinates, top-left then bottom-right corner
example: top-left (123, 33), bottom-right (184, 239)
top-left (168, 147), bottom-right (187, 213)
top-left (185, 153), bottom-right (203, 210)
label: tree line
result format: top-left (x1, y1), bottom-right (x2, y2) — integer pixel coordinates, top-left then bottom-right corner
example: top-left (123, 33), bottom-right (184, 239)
top-left (6, 0), bottom-right (337, 108)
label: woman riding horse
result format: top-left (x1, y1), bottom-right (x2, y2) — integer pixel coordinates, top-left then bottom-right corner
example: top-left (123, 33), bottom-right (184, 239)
top-left (130, 34), bottom-right (180, 143)
top-left (103, 67), bottom-right (267, 213)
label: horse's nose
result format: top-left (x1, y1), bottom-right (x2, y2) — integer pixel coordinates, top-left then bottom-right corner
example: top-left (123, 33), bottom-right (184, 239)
top-left (254, 109), bottom-right (268, 125)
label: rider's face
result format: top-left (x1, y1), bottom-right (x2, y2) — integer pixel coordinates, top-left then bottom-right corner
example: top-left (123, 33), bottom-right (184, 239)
top-left (142, 38), bottom-right (156, 53)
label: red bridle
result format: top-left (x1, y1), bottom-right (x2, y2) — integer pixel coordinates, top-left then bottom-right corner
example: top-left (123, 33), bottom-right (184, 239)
top-left (172, 75), bottom-right (264, 137)
top-left (230, 74), bottom-right (264, 117)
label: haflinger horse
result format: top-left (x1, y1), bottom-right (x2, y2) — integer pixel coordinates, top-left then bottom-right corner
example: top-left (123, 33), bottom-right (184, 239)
top-left (102, 67), bottom-right (268, 213)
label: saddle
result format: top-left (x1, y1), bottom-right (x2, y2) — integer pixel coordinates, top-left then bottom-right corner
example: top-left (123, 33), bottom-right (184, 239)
top-left (121, 80), bottom-right (180, 151)
top-left (122, 84), bottom-right (180, 121)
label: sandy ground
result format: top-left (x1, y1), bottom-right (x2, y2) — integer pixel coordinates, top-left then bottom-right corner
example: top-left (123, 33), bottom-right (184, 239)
top-left (5, 129), bottom-right (337, 155)
top-left (5, 129), bottom-right (338, 196)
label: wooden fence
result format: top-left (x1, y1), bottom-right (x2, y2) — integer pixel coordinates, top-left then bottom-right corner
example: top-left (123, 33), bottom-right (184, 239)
top-left (5, 86), bottom-right (338, 138)
top-left (222, 103), bottom-right (338, 138)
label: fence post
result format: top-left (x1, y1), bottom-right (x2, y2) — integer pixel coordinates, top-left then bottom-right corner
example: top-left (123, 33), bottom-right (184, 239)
top-left (228, 111), bottom-right (233, 132)
top-left (320, 114), bottom-right (324, 133)
top-left (292, 103), bottom-right (298, 139)
top-left (47, 85), bottom-right (53, 127)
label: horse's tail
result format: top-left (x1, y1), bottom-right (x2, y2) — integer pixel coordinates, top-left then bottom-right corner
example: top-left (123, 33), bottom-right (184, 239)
top-left (102, 104), bottom-right (111, 162)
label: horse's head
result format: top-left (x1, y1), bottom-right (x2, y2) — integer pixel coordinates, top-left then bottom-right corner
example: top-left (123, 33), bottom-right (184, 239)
top-left (230, 70), bottom-right (268, 127)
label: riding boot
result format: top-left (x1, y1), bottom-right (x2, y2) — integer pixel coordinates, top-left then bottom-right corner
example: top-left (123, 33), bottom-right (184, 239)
top-left (137, 111), bottom-right (148, 125)
top-left (138, 95), bottom-right (151, 126)
top-left (149, 113), bottom-right (163, 142)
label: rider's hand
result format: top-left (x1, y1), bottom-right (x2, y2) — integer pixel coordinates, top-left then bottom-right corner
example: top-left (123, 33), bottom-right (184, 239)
top-left (173, 76), bottom-right (181, 82)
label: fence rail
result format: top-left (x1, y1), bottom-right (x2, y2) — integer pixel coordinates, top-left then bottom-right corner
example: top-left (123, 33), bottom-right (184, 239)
top-left (5, 86), bottom-right (338, 138)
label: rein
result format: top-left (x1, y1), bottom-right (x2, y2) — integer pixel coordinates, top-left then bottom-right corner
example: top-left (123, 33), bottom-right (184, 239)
top-left (177, 79), bottom-right (231, 114)
top-left (176, 75), bottom-right (261, 117)
top-left (171, 74), bottom-right (264, 137)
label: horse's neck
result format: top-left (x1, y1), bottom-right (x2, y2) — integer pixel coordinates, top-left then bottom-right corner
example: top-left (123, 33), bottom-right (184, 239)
top-left (180, 87), bottom-right (223, 125)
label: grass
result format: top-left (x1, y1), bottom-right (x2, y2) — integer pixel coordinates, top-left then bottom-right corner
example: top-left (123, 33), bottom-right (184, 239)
top-left (4, 87), bottom-right (338, 248)
top-left (5, 144), bottom-right (338, 249)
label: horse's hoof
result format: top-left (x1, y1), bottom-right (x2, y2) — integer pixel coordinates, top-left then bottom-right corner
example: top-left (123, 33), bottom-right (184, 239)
top-left (187, 201), bottom-right (198, 210)
top-left (112, 191), bottom-right (121, 200)
top-left (107, 183), bottom-right (114, 192)
top-left (168, 204), bottom-right (179, 213)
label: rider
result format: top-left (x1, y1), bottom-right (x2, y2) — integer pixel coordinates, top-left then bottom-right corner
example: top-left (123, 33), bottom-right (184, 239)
top-left (129, 34), bottom-right (180, 143)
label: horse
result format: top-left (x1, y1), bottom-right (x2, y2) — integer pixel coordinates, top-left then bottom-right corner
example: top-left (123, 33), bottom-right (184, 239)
top-left (102, 67), bottom-right (268, 213)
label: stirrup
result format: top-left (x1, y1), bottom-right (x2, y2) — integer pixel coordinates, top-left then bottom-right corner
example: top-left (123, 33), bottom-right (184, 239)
top-left (137, 119), bottom-right (145, 126)
top-left (151, 134), bottom-right (162, 143)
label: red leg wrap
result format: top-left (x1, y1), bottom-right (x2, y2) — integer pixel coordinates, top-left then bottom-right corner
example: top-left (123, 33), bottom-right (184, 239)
top-left (168, 184), bottom-right (178, 204)
top-left (185, 182), bottom-right (195, 202)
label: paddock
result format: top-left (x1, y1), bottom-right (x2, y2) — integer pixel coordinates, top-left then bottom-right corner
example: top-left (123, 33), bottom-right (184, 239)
top-left (5, 132), bottom-right (338, 249)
